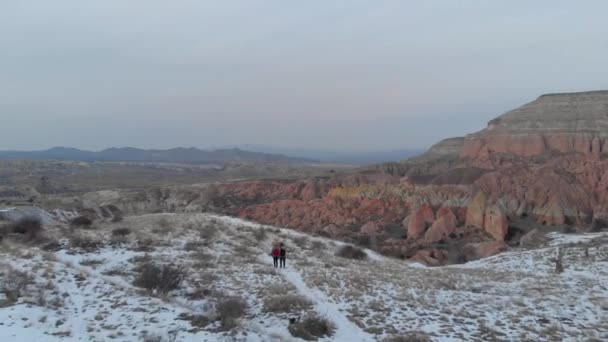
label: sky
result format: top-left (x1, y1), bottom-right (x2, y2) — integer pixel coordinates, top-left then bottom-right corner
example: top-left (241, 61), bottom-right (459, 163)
top-left (1, 0), bottom-right (608, 151)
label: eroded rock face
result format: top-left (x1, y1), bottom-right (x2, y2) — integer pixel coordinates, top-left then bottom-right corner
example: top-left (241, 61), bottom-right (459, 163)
top-left (462, 91), bottom-right (608, 159)
top-left (424, 211), bottom-right (458, 243)
top-left (466, 192), bottom-right (487, 228)
top-left (407, 206), bottom-right (435, 239)
top-left (484, 205), bottom-right (508, 241)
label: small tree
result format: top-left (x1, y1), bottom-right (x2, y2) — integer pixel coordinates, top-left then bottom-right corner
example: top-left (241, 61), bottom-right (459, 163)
top-left (555, 247), bottom-right (565, 274)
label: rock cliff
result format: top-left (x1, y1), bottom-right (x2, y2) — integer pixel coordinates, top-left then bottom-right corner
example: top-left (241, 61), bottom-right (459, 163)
top-left (462, 90), bottom-right (608, 158)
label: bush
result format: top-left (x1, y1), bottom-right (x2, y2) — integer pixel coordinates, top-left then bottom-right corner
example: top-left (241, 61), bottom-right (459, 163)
top-left (140, 332), bottom-right (177, 342)
top-left (253, 227), bottom-right (267, 242)
top-left (263, 294), bottom-right (313, 313)
top-left (383, 332), bottom-right (432, 342)
top-left (288, 313), bottom-right (336, 341)
top-left (10, 216), bottom-right (43, 240)
top-left (310, 240), bottom-right (325, 251)
top-left (133, 262), bottom-right (184, 294)
top-left (216, 296), bottom-right (248, 330)
top-left (335, 245), bottom-right (367, 260)
top-left (69, 234), bottom-right (103, 251)
top-left (111, 227), bottom-right (131, 237)
top-left (1, 267), bottom-right (34, 303)
top-left (70, 216), bottom-right (93, 228)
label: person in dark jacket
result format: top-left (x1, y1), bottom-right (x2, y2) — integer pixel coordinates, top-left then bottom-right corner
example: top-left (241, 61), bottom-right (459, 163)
top-left (279, 243), bottom-right (286, 268)
top-left (271, 245), bottom-right (280, 268)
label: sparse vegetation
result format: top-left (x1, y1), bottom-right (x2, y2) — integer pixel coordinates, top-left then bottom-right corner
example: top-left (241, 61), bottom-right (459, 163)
top-left (133, 262), bottom-right (185, 294)
top-left (111, 227), bottom-right (131, 237)
top-left (69, 234), bottom-right (103, 251)
top-left (288, 312), bottom-right (336, 341)
top-left (263, 294), bottom-right (313, 313)
top-left (70, 216), bottom-right (93, 228)
top-left (383, 332), bottom-right (432, 342)
top-left (253, 226), bottom-right (267, 242)
top-left (336, 244), bottom-right (367, 260)
top-left (198, 223), bottom-right (218, 240)
top-left (79, 258), bottom-right (105, 267)
top-left (140, 332), bottom-right (177, 342)
top-left (216, 296), bottom-right (248, 330)
top-left (1, 267), bottom-right (34, 303)
top-left (6, 216), bottom-right (44, 241)
top-left (555, 247), bottom-right (565, 273)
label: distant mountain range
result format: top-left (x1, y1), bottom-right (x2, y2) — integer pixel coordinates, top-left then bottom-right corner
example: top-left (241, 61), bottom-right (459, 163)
top-left (222, 145), bottom-right (424, 164)
top-left (0, 147), bottom-right (316, 164)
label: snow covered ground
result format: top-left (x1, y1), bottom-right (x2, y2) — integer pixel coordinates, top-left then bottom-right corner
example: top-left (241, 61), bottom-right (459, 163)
top-left (0, 213), bottom-right (606, 341)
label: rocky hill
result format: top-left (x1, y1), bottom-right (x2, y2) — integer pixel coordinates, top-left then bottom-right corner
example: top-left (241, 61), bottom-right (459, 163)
top-left (462, 90), bottom-right (608, 158)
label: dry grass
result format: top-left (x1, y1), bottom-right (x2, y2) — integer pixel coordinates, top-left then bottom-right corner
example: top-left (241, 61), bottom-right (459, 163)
top-left (1, 266), bottom-right (34, 304)
top-left (336, 245), bottom-right (367, 260)
top-left (69, 234), bottom-right (104, 251)
top-left (288, 312), bottom-right (336, 341)
top-left (79, 258), bottom-right (105, 267)
top-left (263, 294), bottom-right (313, 313)
top-left (383, 332), bottom-right (432, 342)
top-left (216, 296), bottom-right (248, 330)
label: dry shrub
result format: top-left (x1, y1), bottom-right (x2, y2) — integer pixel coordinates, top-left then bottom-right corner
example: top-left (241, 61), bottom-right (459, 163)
top-left (263, 294), bottom-right (313, 313)
top-left (555, 247), bottom-right (565, 274)
top-left (184, 240), bottom-right (206, 251)
top-left (140, 332), bottom-right (177, 342)
top-left (79, 258), bottom-right (105, 267)
top-left (111, 227), bottom-right (131, 237)
top-left (383, 332), bottom-right (432, 342)
top-left (216, 296), bottom-right (248, 330)
top-left (288, 312), bottom-right (336, 341)
top-left (41, 239), bottom-right (62, 252)
top-left (9, 216), bottom-right (43, 241)
top-left (177, 312), bottom-right (211, 328)
top-left (292, 235), bottom-right (309, 248)
top-left (336, 245), bottom-right (367, 260)
top-left (198, 223), bottom-right (217, 240)
top-left (69, 234), bottom-right (103, 251)
top-left (1, 267), bottom-right (34, 303)
top-left (133, 262), bottom-right (184, 294)
top-left (253, 227), bottom-right (267, 242)
top-left (152, 216), bottom-right (173, 235)
top-left (70, 216), bottom-right (93, 228)
top-left (310, 240), bottom-right (325, 251)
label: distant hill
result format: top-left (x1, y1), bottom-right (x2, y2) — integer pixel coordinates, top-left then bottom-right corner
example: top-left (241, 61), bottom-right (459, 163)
top-left (224, 145), bottom-right (424, 164)
top-left (0, 147), bottom-right (316, 164)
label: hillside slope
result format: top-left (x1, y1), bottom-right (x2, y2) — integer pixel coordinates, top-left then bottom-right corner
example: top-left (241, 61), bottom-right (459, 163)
top-left (0, 213), bottom-right (606, 341)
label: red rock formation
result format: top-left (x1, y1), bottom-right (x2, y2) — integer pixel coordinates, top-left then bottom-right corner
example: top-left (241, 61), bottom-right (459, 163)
top-left (407, 206), bottom-right (435, 239)
top-left (204, 90), bottom-right (608, 266)
top-left (424, 211), bottom-right (458, 243)
top-left (466, 192), bottom-right (487, 228)
top-left (484, 205), bottom-right (508, 241)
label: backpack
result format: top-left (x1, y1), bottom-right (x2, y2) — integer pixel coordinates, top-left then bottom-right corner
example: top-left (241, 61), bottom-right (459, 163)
top-left (272, 248), bottom-right (280, 257)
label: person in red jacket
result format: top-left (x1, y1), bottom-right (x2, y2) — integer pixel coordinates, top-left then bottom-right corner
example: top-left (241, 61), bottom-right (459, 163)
top-left (271, 245), bottom-right (280, 268)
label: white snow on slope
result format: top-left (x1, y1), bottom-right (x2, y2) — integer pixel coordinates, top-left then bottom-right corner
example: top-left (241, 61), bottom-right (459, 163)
top-left (0, 213), bottom-right (606, 341)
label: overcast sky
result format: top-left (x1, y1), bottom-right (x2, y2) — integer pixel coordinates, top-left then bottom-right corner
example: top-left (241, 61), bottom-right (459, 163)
top-left (1, 1), bottom-right (607, 151)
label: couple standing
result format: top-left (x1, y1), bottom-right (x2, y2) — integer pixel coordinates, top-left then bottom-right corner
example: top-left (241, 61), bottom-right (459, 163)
top-left (271, 243), bottom-right (287, 268)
